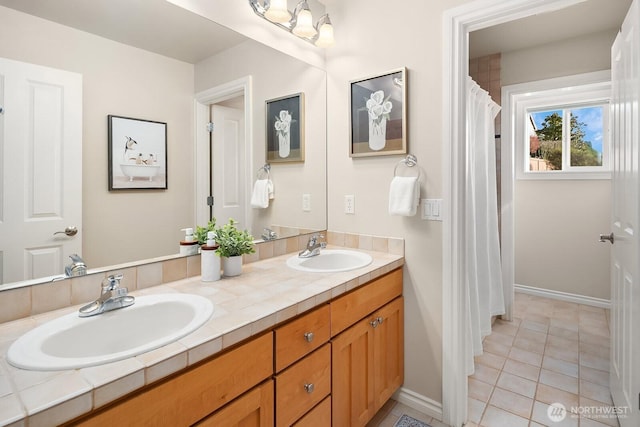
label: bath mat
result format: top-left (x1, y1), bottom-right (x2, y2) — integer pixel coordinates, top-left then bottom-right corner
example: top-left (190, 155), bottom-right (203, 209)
top-left (394, 414), bottom-right (432, 427)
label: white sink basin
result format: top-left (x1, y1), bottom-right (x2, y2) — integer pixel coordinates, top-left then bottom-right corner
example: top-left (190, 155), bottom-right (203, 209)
top-left (7, 293), bottom-right (213, 371)
top-left (286, 249), bottom-right (373, 273)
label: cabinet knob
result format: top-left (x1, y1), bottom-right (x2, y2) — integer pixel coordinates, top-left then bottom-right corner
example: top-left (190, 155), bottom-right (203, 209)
top-left (304, 332), bottom-right (314, 343)
top-left (376, 316), bottom-right (384, 324)
top-left (370, 319), bottom-right (378, 328)
top-left (304, 383), bottom-right (315, 394)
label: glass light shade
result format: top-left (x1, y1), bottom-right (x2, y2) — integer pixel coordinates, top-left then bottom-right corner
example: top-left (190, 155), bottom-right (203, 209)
top-left (292, 9), bottom-right (317, 38)
top-left (315, 22), bottom-right (334, 47)
top-left (264, 0), bottom-right (291, 23)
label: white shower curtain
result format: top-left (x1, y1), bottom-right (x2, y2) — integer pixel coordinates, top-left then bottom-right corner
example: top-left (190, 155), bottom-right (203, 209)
top-left (465, 77), bottom-right (505, 375)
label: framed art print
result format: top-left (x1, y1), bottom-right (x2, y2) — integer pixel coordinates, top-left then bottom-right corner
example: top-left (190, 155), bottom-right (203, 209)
top-left (108, 115), bottom-right (167, 190)
top-left (350, 67), bottom-right (407, 157)
top-left (266, 93), bottom-right (305, 163)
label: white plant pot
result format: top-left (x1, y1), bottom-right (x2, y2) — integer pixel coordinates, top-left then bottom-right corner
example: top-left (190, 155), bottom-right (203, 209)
top-left (222, 255), bottom-right (243, 277)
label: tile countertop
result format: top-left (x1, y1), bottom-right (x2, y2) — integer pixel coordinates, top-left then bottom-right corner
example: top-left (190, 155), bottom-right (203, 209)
top-left (0, 246), bottom-right (404, 427)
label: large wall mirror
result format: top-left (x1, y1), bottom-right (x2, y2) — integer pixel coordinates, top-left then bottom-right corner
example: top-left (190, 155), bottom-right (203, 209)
top-left (0, 0), bottom-right (327, 289)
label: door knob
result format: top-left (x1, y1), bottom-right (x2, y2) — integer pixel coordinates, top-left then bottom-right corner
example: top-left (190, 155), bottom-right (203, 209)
top-left (599, 233), bottom-right (614, 244)
top-left (54, 226), bottom-right (78, 237)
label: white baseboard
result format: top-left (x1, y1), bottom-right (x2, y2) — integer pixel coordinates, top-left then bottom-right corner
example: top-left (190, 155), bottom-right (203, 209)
top-left (514, 283), bottom-right (610, 309)
top-left (393, 387), bottom-right (443, 422)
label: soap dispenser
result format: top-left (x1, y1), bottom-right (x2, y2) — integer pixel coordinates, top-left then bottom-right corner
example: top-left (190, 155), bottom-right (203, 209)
top-left (201, 231), bottom-right (220, 282)
top-left (180, 228), bottom-right (199, 256)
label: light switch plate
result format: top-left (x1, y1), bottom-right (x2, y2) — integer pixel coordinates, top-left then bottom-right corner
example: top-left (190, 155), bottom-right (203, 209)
top-left (422, 199), bottom-right (443, 221)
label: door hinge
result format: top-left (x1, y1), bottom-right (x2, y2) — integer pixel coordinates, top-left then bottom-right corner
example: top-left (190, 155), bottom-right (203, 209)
top-left (207, 196), bottom-right (214, 207)
top-left (206, 122), bottom-right (214, 133)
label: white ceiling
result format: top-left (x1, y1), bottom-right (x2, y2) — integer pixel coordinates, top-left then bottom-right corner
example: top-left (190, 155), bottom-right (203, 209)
top-left (470, 0), bottom-right (632, 58)
top-left (0, 0), bottom-right (248, 64)
top-left (1, 0), bottom-right (631, 64)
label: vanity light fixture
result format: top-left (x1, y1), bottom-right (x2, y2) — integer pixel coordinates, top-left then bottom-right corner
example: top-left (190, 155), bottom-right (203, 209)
top-left (264, 0), bottom-right (291, 23)
top-left (248, 0), bottom-right (335, 48)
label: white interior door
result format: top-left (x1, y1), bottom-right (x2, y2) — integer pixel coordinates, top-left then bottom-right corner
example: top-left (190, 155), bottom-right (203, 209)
top-left (211, 104), bottom-right (247, 229)
top-left (610, 1), bottom-right (640, 425)
top-left (0, 58), bottom-right (82, 284)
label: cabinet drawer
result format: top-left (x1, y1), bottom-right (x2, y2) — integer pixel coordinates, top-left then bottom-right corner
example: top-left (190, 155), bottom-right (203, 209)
top-left (293, 396), bottom-right (331, 427)
top-left (275, 343), bottom-right (331, 427)
top-left (195, 380), bottom-right (274, 427)
top-left (331, 268), bottom-right (402, 336)
top-left (74, 333), bottom-right (273, 427)
top-left (274, 304), bottom-right (330, 371)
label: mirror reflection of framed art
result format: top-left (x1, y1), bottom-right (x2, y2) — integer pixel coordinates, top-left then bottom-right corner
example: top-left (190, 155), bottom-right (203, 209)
top-left (265, 93), bottom-right (305, 163)
top-left (108, 115), bottom-right (168, 190)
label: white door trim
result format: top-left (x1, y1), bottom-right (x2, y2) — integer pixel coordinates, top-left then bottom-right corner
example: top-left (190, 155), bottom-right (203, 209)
top-left (441, 1), bottom-right (587, 425)
top-left (194, 76), bottom-right (253, 228)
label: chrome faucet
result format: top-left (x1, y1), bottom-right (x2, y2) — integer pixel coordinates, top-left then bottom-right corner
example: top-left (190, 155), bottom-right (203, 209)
top-left (78, 274), bottom-right (135, 317)
top-left (261, 228), bottom-right (278, 241)
top-left (65, 254), bottom-right (87, 277)
top-left (298, 234), bottom-right (326, 258)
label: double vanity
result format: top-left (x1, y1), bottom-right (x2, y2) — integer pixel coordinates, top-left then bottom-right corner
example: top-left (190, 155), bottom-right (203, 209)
top-left (0, 234), bottom-right (404, 426)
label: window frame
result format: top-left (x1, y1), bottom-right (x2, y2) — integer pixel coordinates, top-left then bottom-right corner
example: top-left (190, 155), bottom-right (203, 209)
top-left (514, 75), bottom-right (611, 181)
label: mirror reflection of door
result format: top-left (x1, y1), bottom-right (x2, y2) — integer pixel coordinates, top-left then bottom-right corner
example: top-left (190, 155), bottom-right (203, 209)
top-left (0, 58), bottom-right (82, 284)
top-left (210, 98), bottom-right (247, 230)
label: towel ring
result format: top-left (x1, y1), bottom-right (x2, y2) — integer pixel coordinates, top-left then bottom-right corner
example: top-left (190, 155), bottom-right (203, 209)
top-left (393, 154), bottom-right (421, 179)
top-left (257, 164), bottom-right (270, 179)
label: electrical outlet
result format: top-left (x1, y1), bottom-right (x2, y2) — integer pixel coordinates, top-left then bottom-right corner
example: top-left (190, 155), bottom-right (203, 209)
top-left (302, 194), bottom-right (311, 212)
top-left (344, 195), bottom-right (355, 214)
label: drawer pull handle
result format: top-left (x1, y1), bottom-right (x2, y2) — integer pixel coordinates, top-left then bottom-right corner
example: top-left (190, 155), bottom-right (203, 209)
top-left (370, 319), bottom-right (378, 328)
top-left (304, 332), bottom-right (314, 343)
top-left (376, 316), bottom-right (384, 324)
top-left (304, 383), bottom-right (315, 394)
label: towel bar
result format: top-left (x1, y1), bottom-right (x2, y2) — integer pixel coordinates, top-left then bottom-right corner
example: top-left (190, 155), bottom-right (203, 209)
top-left (257, 163), bottom-right (271, 179)
top-left (393, 154), bottom-right (421, 179)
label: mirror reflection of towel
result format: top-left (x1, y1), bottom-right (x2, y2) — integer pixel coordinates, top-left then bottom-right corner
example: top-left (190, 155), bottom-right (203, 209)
top-left (388, 176), bottom-right (419, 216)
top-left (251, 179), bottom-right (273, 208)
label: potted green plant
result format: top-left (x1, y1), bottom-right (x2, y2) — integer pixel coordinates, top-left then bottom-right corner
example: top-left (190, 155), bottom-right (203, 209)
top-left (215, 218), bottom-right (255, 277)
top-left (194, 219), bottom-right (216, 245)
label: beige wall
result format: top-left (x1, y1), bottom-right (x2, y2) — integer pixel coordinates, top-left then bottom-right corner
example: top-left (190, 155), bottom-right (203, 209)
top-left (515, 180), bottom-right (611, 299)
top-left (502, 30), bottom-right (617, 86)
top-left (325, 0), bottom-right (472, 405)
top-left (194, 40), bottom-right (327, 237)
top-left (0, 6), bottom-right (195, 268)
top-left (502, 31), bottom-right (614, 299)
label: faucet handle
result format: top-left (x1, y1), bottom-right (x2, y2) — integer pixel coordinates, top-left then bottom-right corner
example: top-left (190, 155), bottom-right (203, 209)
top-left (102, 274), bottom-right (123, 292)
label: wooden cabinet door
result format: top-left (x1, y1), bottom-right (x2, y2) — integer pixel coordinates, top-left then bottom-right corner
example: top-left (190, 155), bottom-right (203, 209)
top-left (373, 297), bottom-right (404, 410)
top-left (196, 380), bottom-right (274, 427)
top-left (332, 297), bottom-right (405, 427)
top-left (331, 317), bottom-right (375, 427)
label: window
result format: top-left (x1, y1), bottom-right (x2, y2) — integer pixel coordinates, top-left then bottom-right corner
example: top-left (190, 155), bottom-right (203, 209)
top-left (528, 103), bottom-right (608, 172)
top-left (508, 72), bottom-right (611, 180)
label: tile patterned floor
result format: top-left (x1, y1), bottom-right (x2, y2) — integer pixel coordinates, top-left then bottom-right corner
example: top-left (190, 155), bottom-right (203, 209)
top-left (367, 399), bottom-right (447, 427)
top-left (467, 293), bottom-right (617, 427)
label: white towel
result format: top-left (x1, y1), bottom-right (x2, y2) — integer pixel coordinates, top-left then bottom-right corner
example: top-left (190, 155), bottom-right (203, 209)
top-left (251, 179), bottom-right (273, 208)
top-left (267, 179), bottom-right (274, 200)
top-left (388, 176), bottom-right (419, 216)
